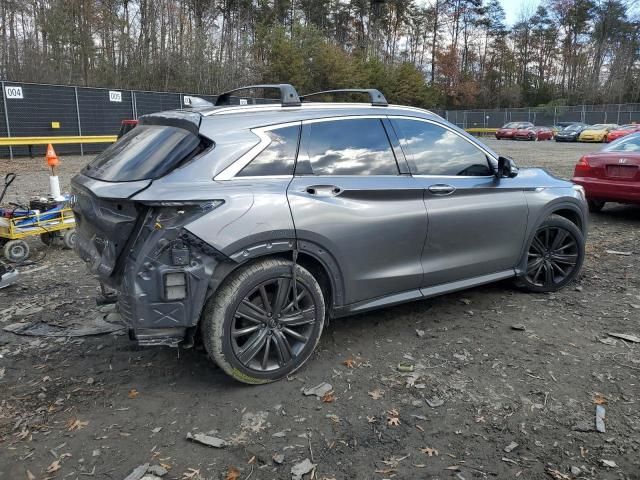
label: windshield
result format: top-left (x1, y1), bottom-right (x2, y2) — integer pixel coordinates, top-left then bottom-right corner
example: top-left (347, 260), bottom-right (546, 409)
top-left (563, 124), bottom-right (583, 132)
top-left (588, 124), bottom-right (607, 129)
top-left (502, 122), bottom-right (518, 128)
top-left (603, 133), bottom-right (640, 152)
top-left (83, 125), bottom-right (202, 181)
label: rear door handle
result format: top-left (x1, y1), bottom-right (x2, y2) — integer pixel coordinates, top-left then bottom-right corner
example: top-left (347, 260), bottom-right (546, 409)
top-left (305, 185), bottom-right (342, 197)
top-left (428, 184), bottom-right (456, 196)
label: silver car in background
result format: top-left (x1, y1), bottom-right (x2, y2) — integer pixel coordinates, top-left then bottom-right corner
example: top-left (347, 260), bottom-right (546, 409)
top-left (70, 85), bottom-right (588, 384)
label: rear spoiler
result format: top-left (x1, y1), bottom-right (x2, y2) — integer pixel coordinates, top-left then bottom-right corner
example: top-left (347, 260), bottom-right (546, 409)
top-left (138, 111), bottom-right (202, 136)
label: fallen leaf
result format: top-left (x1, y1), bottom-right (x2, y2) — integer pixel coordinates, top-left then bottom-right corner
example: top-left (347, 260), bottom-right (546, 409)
top-left (182, 468), bottom-right (201, 480)
top-left (225, 466), bottom-right (241, 480)
top-left (321, 391), bottom-right (335, 403)
top-left (368, 389), bottom-right (384, 400)
top-left (160, 463), bottom-right (172, 470)
top-left (593, 393), bottom-right (608, 405)
top-left (387, 417), bottom-right (400, 426)
top-left (415, 425), bottom-right (424, 432)
top-left (248, 455), bottom-right (256, 464)
top-left (46, 460), bottom-right (61, 473)
top-left (128, 389), bottom-right (139, 399)
top-left (342, 358), bottom-right (355, 369)
top-left (545, 468), bottom-right (571, 480)
top-left (420, 447), bottom-right (439, 457)
top-left (367, 416), bottom-right (377, 423)
top-left (26, 470), bottom-right (36, 480)
top-left (66, 418), bottom-right (89, 431)
top-left (475, 415), bottom-right (486, 423)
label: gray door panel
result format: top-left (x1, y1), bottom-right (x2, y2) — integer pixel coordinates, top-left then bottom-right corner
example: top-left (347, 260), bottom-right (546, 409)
top-left (288, 176), bottom-right (427, 304)
top-left (418, 176), bottom-right (528, 286)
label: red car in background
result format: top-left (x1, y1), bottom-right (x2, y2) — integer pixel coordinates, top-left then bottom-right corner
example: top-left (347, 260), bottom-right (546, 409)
top-left (606, 124), bottom-right (640, 142)
top-left (495, 122), bottom-right (534, 140)
top-left (572, 132), bottom-right (640, 212)
top-left (513, 126), bottom-right (554, 141)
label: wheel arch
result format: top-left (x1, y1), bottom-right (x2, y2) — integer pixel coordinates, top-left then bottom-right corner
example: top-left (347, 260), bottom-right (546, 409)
top-left (515, 199), bottom-right (587, 276)
top-left (206, 240), bottom-right (346, 316)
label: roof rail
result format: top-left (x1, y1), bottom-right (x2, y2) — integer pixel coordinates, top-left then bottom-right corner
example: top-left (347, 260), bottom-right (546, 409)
top-left (214, 84), bottom-right (301, 107)
top-left (300, 89), bottom-right (388, 107)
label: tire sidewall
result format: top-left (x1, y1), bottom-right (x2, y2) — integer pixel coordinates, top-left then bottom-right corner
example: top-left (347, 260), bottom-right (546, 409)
top-left (204, 260), bottom-right (325, 384)
top-left (519, 216), bottom-right (585, 293)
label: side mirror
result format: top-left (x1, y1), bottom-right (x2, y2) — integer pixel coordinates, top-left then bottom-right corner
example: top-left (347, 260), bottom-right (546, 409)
top-left (496, 156), bottom-right (519, 178)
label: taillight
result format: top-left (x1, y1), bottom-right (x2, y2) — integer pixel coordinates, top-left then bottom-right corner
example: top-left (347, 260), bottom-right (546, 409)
top-left (574, 156), bottom-right (591, 176)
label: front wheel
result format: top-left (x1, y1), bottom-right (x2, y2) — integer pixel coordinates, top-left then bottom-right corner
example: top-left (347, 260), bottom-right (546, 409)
top-left (201, 258), bottom-right (325, 384)
top-left (516, 215), bottom-right (584, 293)
top-left (3, 240), bottom-right (30, 263)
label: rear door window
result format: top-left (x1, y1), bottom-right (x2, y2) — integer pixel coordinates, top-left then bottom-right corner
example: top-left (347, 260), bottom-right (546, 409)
top-left (299, 118), bottom-right (399, 175)
top-left (237, 125), bottom-right (300, 176)
top-left (83, 125), bottom-right (202, 181)
top-left (392, 119), bottom-right (492, 176)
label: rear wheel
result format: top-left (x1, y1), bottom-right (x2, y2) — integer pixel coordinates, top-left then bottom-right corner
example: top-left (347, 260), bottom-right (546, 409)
top-left (516, 215), bottom-right (584, 293)
top-left (588, 199), bottom-right (605, 212)
top-left (201, 258), bottom-right (325, 384)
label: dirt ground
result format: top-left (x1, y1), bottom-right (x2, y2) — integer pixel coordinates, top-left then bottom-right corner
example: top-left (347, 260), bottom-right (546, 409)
top-left (0, 139), bottom-right (639, 480)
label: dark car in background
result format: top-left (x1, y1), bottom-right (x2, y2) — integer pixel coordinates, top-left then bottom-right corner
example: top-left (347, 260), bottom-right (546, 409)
top-left (555, 123), bottom-right (588, 142)
top-left (572, 132), bottom-right (640, 212)
top-left (495, 122), bottom-right (534, 140)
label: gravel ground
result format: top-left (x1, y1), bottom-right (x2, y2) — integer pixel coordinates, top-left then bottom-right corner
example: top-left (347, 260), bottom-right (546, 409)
top-left (0, 139), bottom-right (639, 480)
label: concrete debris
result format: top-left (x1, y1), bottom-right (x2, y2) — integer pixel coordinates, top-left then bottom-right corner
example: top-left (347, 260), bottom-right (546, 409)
top-left (596, 405), bottom-right (606, 433)
top-left (608, 332), bottom-right (640, 343)
top-left (291, 458), bottom-right (316, 480)
top-left (570, 466), bottom-right (581, 475)
top-left (601, 459), bottom-right (618, 468)
top-left (504, 441), bottom-right (519, 453)
top-left (511, 324), bottom-right (526, 331)
top-left (425, 397), bottom-right (444, 408)
top-left (416, 329), bottom-right (426, 338)
top-left (186, 432), bottom-right (227, 448)
top-left (599, 337), bottom-right (617, 346)
top-left (572, 420), bottom-right (593, 432)
top-left (302, 382), bottom-right (333, 398)
top-left (146, 465), bottom-right (168, 477)
top-left (273, 453), bottom-right (285, 464)
top-left (123, 463), bottom-right (150, 480)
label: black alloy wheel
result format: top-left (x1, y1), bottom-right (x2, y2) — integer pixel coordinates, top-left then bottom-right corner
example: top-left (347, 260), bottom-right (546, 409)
top-left (517, 215), bottom-right (585, 293)
top-left (526, 226), bottom-right (578, 288)
top-left (231, 277), bottom-right (316, 372)
top-left (201, 258), bottom-right (325, 384)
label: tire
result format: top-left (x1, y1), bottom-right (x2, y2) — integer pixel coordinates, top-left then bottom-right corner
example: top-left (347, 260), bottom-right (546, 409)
top-left (588, 199), bottom-right (605, 212)
top-left (3, 240), bottom-right (30, 263)
top-left (516, 215), bottom-right (584, 293)
top-left (201, 258), bottom-right (325, 384)
top-left (62, 229), bottom-right (76, 249)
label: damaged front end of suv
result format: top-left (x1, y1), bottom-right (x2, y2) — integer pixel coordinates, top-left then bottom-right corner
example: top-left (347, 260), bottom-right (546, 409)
top-left (71, 112), bottom-right (230, 346)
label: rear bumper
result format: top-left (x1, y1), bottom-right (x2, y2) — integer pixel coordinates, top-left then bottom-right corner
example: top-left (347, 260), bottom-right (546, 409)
top-left (572, 177), bottom-right (640, 203)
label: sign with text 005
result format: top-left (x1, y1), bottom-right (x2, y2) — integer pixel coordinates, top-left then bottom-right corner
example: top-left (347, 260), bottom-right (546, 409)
top-left (109, 91), bottom-right (122, 102)
top-left (4, 85), bottom-right (23, 99)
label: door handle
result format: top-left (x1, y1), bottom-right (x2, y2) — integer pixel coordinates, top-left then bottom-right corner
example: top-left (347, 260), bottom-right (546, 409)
top-left (428, 184), bottom-right (456, 196)
top-left (305, 185), bottom-right (342, 197)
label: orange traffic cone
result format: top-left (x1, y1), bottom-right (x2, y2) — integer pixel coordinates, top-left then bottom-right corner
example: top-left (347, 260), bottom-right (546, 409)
top-left (46, 144), bottom-right (59, 169)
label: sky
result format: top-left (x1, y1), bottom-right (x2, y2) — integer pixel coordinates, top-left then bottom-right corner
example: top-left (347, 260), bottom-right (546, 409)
top-left (500, 0), bottom-right (542, 25)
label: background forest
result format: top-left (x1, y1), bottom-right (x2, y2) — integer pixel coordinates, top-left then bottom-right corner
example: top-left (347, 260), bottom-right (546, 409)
top-left (1, 0), bottom-right (639, 109)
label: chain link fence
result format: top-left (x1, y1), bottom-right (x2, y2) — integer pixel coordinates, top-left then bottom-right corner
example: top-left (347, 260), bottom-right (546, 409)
top-left (441, 104), bottom-right (640, 130)
top-left (3, 81), bottom-right (640, 159)
top-left (0, 81), bottom-right (219, 159)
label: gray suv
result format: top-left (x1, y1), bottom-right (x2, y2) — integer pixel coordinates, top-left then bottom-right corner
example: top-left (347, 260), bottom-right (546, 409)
top-left (71, 85), bottom-right (587, 384)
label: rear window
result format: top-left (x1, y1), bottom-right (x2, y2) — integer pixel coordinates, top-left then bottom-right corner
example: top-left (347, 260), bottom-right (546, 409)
top-left (83, 125), bottom-right (202, 181)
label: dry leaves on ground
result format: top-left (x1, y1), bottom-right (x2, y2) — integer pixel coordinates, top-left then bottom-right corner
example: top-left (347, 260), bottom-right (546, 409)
top-left (368, 389), bottom-right (384, 400)
top-left (321, 391), bottom-right (335, 403)
top-left (66, 418), bottom-right (89, 431)
top-left (593, 393), bottom-right (608, 405)
top-left (387, 409), bottom-right (400, 426)
top-left (342, 357), bottom-right (356, 369)
top-left (225, 466), bottom-right (241, 480)
top-left (128, 388), bottom-right (139, 399)
top-left (46, 460), bottom-right (61, 473)
top-left (182, 468), bottom-right (201, 480)
top-left (420, 447), bottom-right (439, 457)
